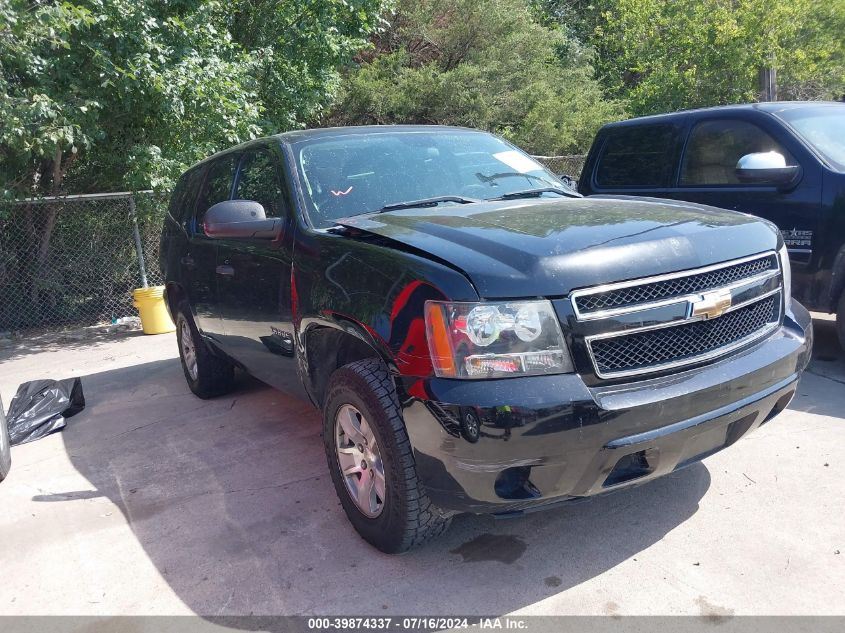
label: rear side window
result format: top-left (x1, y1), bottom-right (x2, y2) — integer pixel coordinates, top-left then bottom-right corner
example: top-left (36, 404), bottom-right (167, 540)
top-left (595, 125), bottom-right (679, 187)
top-left (195, 155), bottom-right (238, 228)
top-left (167, 174), bottom-right (189, 221)
top-left (680, 120), bottom-right (793, 186)
top-left (168, 169), bottom-right (203, 223)
top-left (235, 150), bottom-right (286, 218)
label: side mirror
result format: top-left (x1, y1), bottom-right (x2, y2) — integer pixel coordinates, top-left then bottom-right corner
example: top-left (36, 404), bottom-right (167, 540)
top-left (735, 152), bottom-right (801, 188)
top-left (558, 174), bottom-right (578, 189)
top-left (204, 200), bottom-right (281, 239)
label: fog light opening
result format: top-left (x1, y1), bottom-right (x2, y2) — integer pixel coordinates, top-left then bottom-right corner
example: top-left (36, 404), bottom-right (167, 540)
top-left (762, 390), bottom-right (795, 425)
top-left (603, 450), bottom-right (655, 488)
top-left (494, 466), bottom-right (542, 500)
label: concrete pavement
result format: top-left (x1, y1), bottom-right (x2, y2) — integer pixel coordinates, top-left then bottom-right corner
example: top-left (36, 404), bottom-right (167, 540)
top-left (0, 317), bottom-right (842, 617)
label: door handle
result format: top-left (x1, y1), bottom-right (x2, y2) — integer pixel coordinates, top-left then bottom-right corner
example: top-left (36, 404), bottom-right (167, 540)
top-left (216, 265), bottom-right (235, 277)
top-left (181, 256), bottom-right (196, 269)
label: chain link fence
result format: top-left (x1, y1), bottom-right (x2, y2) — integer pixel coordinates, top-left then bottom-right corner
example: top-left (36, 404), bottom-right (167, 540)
top-left (533, 154), bottom-right (586, 185)
top-left (0, 192), bottom-right (168, 332)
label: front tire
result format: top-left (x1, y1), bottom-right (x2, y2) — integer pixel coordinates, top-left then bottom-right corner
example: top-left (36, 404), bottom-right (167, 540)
top-left (175, 303), bottom-right (235, 399)
top-left (837, 292), bottom-right (845, 352)
top-left (322, 359), bottom-right (451, 553)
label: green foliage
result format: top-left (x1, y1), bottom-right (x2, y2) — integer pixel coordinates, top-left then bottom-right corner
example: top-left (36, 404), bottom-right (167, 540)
top-left (327, 0), bottom-right (624, 154)
top-left (4, 0), bottom-right (842, 199)
top-left (542, 0), bottom-right (845, 116)
top-left (0, 0), bottom-right (384, 197)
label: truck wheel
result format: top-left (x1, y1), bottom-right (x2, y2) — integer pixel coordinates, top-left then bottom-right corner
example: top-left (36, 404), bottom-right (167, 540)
top-left (837, 292), bottom-right (845, 352)
top-left (322, 358), bottom-right (451, 553)
top-left (175, 303), bottom-right (235, 399)
top-left (0, 406), bottom-right (10, 483)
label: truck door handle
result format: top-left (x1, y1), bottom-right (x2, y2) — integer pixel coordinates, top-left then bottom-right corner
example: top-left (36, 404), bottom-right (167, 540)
top-left (181, 256), bottom-right (196, 269)
top-left (216, 265), bottom-right (235, 277)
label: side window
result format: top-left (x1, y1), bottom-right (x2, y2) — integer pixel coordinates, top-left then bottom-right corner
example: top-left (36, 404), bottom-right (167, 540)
top-left (167, 173), bottom-right (189, 221)
top-left (168, 169), bottom-right (203, 224)
top-left (235, 150), bottom-right (286, 218)
top-left (195, 155), bottom-right (238, 230)
top-left (680, 120), bottom-right (794, 186)
top-left (595, 125), bottom-right (679, 188)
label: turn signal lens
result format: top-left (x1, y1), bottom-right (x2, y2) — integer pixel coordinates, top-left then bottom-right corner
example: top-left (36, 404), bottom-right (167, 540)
top-left (425, 301), bottom-right (457, 377)
top-left (424, 300), bottom-right (574, 379)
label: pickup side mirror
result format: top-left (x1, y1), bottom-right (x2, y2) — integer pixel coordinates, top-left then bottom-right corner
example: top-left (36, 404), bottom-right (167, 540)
top-left (558, 174), bottom-right (578, 189)
top-left (204, 200), bottom-right (281, 239)
top-left (735, 152), bottom-right (801, 188)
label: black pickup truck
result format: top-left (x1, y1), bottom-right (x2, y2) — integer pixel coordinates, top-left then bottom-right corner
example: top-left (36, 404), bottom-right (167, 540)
top-left (578, 101), bottom-right (845, 348)
top-left (160, 125), bottom-right (812, 553)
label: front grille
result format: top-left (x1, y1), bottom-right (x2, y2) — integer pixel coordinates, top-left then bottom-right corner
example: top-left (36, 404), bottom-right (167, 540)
top-left (575, 254), bottom-right (778, 315)
top-left (589, 295), bottom-right (779, 377)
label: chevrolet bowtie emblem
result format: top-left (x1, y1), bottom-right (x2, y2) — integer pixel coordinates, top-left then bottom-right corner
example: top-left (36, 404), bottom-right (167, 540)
top-left (690, 289), bottom-right (732, 319)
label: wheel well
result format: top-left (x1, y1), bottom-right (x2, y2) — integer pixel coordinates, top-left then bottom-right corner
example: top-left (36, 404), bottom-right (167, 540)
top-left (305, 326), bottom-right (384, 406)
top-left (164, 282), bottom-right (185, 320)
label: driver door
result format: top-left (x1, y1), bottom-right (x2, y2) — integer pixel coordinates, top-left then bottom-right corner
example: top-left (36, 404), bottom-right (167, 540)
top-left (664, 117), bottom-right (822, 266)
top-left (214, 147), bottom-right (302, 396)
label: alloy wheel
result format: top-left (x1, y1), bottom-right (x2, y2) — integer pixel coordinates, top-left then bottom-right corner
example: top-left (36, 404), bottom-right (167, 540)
top-left (334, 404), bottom-right (386, 518)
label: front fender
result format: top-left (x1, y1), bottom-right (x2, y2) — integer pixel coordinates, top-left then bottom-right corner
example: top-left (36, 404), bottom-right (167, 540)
top-left (293, 229), bottom-right (478, 378)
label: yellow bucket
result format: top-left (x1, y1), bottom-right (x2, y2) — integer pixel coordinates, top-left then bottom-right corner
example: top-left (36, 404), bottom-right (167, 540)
top-left (132, 285), bottom-right (175, 335)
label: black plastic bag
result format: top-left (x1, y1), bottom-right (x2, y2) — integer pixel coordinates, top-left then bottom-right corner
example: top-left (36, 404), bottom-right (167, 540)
top-left (6, 378), bottom-right (85, 446)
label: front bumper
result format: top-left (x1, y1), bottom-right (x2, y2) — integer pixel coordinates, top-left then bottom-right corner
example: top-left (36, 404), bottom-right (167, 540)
top-left (398, 301), bottom-right (813, 514)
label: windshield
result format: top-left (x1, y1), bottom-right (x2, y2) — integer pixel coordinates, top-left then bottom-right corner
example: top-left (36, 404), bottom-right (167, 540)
top-left (775, 105), bottom-right (845, 172)
top-left (292, 130), bottom-right (572, 228)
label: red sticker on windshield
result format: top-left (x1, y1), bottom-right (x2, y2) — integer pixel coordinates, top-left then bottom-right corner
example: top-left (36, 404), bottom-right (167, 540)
top-left (331, 186), bottom-right (353, 196)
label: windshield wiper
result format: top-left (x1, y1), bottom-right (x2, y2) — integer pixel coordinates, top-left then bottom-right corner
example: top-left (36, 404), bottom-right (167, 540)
top-left (375, 195), bottom-right (481, 213)
top-left (477, 171), bottom-right (551, 185)
top-left (487, 187), bottom-right (574, 201)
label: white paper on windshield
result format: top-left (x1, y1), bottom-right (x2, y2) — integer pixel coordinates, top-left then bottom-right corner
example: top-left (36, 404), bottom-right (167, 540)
top-left (492, 150), bottom-right (544, 174)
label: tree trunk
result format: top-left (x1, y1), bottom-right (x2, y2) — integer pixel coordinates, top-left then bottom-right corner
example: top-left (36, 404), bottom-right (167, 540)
top-left (28, 145), bottom-right (67, 317)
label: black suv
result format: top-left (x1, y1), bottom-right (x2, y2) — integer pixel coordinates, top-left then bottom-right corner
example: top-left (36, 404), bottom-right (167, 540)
top-left (160, 125), bottom-right (812, 553)
top-left (579, 101), bottom-right (845, 348)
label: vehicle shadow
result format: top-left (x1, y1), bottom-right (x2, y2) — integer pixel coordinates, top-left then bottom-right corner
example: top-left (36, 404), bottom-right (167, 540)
top-left (55, 356), bottom-right (711, 617)
top-left (0, 327), bottom-right (148, 362)
top-left (788, 316), bottom-right (845, 419)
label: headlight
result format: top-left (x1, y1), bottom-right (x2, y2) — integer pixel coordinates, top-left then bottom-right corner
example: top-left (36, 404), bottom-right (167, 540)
top-left (424, 300), bottom-right (574, 378)
top-left (778, 244), bottom-right (792, 302)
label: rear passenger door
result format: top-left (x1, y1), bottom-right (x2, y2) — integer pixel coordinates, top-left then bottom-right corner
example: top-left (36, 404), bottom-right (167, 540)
top-left (184, 154), bottom-right (239, 341)
top-left (667, 117), bottom-right (822, 266)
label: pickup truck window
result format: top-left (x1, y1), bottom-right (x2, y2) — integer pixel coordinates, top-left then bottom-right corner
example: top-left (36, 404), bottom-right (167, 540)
top-left (680, 120), bottom-right (792, 186)
top-left (293, 131), bottom-right (564, 228)
top-left (236, 150), bottom-right (286, 218)
top-left (595, 124), bottom-right (678, 187)
top-left (776, 106), bottom-right (845, 172)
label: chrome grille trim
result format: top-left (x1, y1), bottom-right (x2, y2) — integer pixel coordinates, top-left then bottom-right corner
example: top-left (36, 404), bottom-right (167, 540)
top-left (571, 252), bottom-right (784, 379)
top-left (586, 292), bottom-right (781, 379)
top-left (571, 252), bottom-right (779, 321)
top-left (587, 286), bottom-right (782, 341)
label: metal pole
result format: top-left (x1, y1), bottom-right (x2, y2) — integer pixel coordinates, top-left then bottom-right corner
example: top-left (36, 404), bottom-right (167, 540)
top-left (129, 195), bottom-right (149, 289)
top-left (759, 53), bottom-right (777, 102)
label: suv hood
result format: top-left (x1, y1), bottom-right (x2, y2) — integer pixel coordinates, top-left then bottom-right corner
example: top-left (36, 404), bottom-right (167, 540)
top-left (336, 196), bottom-right (781, 299)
